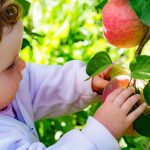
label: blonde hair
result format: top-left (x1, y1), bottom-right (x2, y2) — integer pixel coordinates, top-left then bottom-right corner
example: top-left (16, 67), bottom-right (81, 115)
top-left (0, 0), bottom-right (21, 40)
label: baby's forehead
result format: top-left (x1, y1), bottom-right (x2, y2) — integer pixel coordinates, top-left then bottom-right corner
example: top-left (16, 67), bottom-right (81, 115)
top-left (2, 26), bottom-right (14, 37)
top-left (1, 20), bottom-right (23, 42)
top-left (0, 21), bottom-right (23, 72)
top-left (1, 21), bottom-right (23, 43)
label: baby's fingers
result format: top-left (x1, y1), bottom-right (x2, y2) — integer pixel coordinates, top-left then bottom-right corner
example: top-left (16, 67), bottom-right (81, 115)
top-left (114, 87), bottom-right (135, 107)
top-left (106, 88), bottom-right (124, 102)
top-left (99, 65), bottom-right (112, 79)
top-left (121, 94), bottom-right (141, 115)
top-left (127, 103), bottom-right (147, 123)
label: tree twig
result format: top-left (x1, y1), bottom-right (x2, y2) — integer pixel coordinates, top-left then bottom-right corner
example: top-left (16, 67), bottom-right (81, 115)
top-left (129, 27), bottom-right (150, 88)
top-left (135, 27), bottom-right (150, 58)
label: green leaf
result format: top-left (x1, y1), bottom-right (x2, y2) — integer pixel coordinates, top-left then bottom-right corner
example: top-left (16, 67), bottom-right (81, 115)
top-left (24, 27), bottom-right (45, 38)
top-left (86, 51), bottom-right (112, 78)
top-left (21, 38), bottom-right (32, 50)
top-left (17, 0), bottom-right (30, 17)
top-left (129, 55), bottom-right (150, 79)
top-left (129, 0), bottom-right (150, 26)
top-left (95, 0), bottom-right (108, 13)
top-left (143, 81), bottom-right (150, 105)
top-left (134, 113), bottom-right (150, 137)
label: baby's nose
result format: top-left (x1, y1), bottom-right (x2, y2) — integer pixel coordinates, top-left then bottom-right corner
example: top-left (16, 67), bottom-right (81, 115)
top-left (16, 57), bottom-right (26, 72)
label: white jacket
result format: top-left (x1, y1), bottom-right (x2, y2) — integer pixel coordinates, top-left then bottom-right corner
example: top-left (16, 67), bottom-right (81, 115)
top-left (0, 60), bottom-right (120, 150)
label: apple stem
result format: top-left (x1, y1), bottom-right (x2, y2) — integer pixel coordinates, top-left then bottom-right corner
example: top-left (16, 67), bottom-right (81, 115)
top-left (135, 27), bottom-right (150, 58)
top-left (133, 80), bottom-right (136, 88)
top-left (127, 77), bottom-right (137, 89)
top-left (127, 78), bottom-right (132, 88)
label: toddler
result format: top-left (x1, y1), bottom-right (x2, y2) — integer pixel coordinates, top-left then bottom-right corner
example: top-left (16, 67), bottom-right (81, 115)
top-left (0, 1), bottom-right (146, 150)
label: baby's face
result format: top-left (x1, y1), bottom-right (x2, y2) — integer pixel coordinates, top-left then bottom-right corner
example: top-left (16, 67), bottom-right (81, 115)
top-left (0, 20), bottom-right (26, 110)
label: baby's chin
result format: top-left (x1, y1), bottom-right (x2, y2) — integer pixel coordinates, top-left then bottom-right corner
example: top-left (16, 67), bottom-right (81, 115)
top-left (0, 98), bottom-right (14, 110)
top-left (0, 106), bottom-right (8, 111)
top-left (0, 88), bottom-right (19, 111)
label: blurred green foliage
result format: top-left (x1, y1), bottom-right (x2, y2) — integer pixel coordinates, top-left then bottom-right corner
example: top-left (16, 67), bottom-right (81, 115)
top-left (19, 0), bottom-right (150, 149)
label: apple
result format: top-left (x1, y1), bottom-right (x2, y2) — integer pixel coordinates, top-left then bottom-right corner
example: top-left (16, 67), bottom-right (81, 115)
top-left (101, 63), bottom-right (150, 136)
top-left (101, 75), bottom-right (130, 103)
top-left (102, 0), bottom-right (149, 48)
top-left (101, 62), bottom-right (130, 102)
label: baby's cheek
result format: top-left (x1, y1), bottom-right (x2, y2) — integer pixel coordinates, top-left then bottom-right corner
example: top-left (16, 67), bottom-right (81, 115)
top-left (0, 70), bottom-right (20, 109)
top-left (8, 71), bottom-right (20, 94)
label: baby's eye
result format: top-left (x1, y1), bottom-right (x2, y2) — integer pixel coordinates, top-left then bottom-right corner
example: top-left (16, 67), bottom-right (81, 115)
top-left (7, 63), bottom-right (15, 70)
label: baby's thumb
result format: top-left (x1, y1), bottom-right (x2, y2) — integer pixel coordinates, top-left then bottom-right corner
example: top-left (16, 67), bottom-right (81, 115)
top-left (92, 76), bottom-right (109, 93)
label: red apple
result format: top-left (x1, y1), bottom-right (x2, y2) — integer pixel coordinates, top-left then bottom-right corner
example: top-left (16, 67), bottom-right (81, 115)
top-left (102, 75), bottom-right (130, 103)
top-left (101, 75), bottom-right (136, 136)
top-left (102, 0), bottom-right (149, 48)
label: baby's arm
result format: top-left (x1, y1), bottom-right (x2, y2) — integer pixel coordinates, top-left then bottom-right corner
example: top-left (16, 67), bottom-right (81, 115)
top-left (1, 87), bottom-right (145, 149)
top-left (94, 87), bottom-right (147, 140)
top-left (0, 113), bottom-right (120, 150)
top-left (26, 60), bottom-right (100, 120)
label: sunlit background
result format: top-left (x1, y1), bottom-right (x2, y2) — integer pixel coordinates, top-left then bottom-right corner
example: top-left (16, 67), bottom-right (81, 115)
top-left (20, 0), bottom-right (150, 149)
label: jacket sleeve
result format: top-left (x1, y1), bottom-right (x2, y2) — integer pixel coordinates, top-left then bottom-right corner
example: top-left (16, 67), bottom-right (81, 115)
top-left (0, 116), bottom-right (120, 150)
top-left (26, 60), bottom-right (99, 120)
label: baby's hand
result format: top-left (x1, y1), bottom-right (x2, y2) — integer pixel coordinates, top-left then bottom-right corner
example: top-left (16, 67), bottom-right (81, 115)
top-left (94, 87), bottom-right (147, 140)
top-left (92, 66), bottom-right (112, 94)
